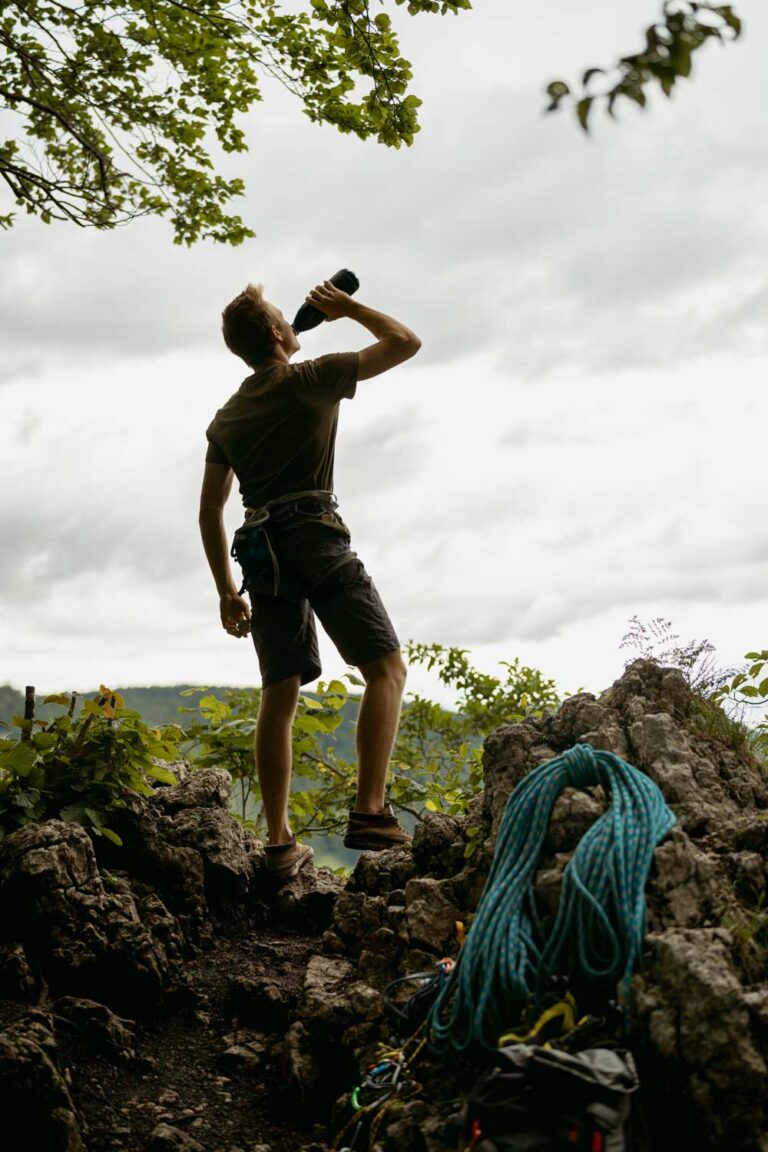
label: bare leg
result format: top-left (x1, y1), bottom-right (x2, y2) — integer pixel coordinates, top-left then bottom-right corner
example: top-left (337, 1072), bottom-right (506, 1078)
top-left (255, 674), bottom-right (301, 845)
top-left (354, 649), bottom-right (407, 813)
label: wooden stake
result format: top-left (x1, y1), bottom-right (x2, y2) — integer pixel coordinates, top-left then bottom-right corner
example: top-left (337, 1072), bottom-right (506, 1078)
top-left (22, 685), bottom-right (35, 741)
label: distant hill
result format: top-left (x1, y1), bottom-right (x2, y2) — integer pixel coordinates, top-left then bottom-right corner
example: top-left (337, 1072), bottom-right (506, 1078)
top-left (2, 683), bottom-right (253, 728)
top-left (0, 682), bottom-right (360, 762)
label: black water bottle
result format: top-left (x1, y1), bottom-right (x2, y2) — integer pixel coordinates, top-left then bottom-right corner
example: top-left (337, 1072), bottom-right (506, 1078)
top-left (291, 268), bottom-right (360, 334)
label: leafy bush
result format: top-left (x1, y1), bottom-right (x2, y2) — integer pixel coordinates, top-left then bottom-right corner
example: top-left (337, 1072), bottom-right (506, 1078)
top-left (0, 686), bottom-right (182, 844)
top-left (711, 650), bottom-right (768, 761)
top-left (178, 677), bottom-right (357, 838)
top-left (621, 619), bottom-right (767, 765)
top-left (176, 644), bottom-right (563, 863)
top-left (391, 643), bottom-right (563, 857)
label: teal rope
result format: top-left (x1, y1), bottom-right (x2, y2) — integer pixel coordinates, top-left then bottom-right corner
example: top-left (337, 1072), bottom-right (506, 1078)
top-left (428, 743), bottom-right (675, 1054)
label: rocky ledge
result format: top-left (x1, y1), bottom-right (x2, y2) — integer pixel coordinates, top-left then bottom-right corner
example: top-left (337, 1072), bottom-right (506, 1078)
top-left (1, 659), bottom-right (767, 1152)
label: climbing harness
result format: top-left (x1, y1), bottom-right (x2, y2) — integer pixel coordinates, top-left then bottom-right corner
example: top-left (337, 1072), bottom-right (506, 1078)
top-left (230, 488), bottom-right (340, 598)
top-left (428, 744), bottom-right (676, 1055)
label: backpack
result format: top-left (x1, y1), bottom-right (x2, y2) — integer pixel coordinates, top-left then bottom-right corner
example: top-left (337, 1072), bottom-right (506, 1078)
top-left (459, 1043), bottom-right (640, 1152)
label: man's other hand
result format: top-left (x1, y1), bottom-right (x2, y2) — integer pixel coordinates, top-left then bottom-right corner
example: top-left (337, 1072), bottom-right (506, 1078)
top-left (220, 592), bottom-right (251, 637)
top-left (305, 281), bottom-right (352, 322)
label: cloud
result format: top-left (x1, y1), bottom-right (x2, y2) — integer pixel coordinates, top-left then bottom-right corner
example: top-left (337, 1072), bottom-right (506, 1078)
top-left (2, 0), bottom-right (767, 701)
top-left (2, 17), bottom-right (767, 387)
top-left (336, 406), bottom-right (430, 496)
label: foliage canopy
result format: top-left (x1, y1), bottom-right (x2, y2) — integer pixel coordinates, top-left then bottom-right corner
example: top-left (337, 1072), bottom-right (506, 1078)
top-left (547, 2), bottom-right (742, 132)
top-left (0, 0), bottom-right (466, 242)
top-left (0, 1), bottom-right (743, 243)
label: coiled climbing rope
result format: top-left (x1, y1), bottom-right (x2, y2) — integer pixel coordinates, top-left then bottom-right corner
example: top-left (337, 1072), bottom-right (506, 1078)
top-left (428, 743), bottom-right (676, 1054)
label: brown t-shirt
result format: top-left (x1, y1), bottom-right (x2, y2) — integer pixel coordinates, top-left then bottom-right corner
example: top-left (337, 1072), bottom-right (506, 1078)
top-left (205, 352), bottom-right (359, 509)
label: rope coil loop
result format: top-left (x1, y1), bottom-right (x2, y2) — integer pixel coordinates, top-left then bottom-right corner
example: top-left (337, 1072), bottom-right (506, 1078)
top-left (427, 743), bottom-right (675, 1055)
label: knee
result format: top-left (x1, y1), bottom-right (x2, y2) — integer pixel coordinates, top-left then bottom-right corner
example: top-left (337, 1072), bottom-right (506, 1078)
top-left (259, 674), bottom-right (301, 717)
top-left (360, 649), bottom-right (407, 691)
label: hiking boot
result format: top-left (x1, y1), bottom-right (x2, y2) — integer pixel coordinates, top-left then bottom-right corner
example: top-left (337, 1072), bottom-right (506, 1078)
top-left (343, 804), bottom-right (411, 851)
top-left (264, 835), bottom-right (314, 882)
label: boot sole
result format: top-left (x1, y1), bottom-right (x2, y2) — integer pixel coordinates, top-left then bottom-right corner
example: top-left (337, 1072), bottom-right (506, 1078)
top-left (343, 834), bottom-right (411, 851)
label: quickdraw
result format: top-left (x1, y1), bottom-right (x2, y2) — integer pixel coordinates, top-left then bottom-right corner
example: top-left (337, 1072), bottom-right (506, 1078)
top-left (332, 953), bottom-right (464, 1151)
top-left (331, 1021), bottom-right (429, 1152)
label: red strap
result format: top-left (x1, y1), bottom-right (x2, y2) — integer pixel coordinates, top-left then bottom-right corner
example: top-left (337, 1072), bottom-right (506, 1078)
top-left (466, 1118), bottom-right (483, 1151)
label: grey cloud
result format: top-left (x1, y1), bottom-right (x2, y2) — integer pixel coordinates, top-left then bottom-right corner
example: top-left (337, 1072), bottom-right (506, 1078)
top-left (336, 406), bottom-right (429, 495)
top-left (14, 408), bottom-right (42, 444)
top-left (0, 493), bottom-right (201, 603)
top-left (2, 61), bottom-right (767, 385)
top-left (399, 558), bottom-right (768, 648)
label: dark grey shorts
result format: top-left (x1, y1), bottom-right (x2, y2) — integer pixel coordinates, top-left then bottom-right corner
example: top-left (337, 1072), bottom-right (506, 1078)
top-left (231, 496), bottom-right (400, 688)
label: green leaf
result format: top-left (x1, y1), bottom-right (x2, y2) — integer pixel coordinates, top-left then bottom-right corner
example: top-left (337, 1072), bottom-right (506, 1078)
top-left (582, 67), bottom-right (604, 86)
top-left (60, 803), bottom-right (87, 823)
top-left (719, 7), bottom-right (742, 36)
top-left (43, 694), bottom-right (73, 707)
top-left (576, 96), bottom-right (594, 131)
top-left (757, 679), bottom-right (768, 698)
top-left (32, 732), bottom-right (57, 750)
top-left (425, 798), bottom-right (439, 812)
top-left (13, 789), bottom-right (39, 809)
top-left (546, 80), bottom-right (570, 99)
top-left (0, 741), bottom-right (38, 775)
top-left (144, 764), bottom-right (178, 785)
top-left (99, 826), bottom-right (124, 847)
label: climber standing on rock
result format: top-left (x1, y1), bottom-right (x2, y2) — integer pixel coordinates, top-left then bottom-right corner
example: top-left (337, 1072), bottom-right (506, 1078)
top-left (199, 279), bottom-right (421, 881)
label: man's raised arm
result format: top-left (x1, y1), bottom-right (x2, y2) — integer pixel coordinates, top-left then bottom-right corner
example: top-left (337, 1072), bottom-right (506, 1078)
top-left (305, 281), bottom-right (421, 381)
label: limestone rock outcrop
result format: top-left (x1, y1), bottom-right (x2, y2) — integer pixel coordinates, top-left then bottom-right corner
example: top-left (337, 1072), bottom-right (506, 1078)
top-left (2, 658), bottom-right (768, 1151)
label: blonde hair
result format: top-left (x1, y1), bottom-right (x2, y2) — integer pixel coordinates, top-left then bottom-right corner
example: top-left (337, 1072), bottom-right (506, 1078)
top-left (221, 283), bottom-right (278, 367)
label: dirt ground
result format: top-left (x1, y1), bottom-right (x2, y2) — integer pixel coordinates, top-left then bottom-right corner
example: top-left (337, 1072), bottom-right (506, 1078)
top-left (1, 929), bottom-right (330, 1152)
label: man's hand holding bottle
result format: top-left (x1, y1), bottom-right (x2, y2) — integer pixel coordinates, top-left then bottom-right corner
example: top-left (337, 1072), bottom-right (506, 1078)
top-left (305, 280), bottom-right (354, 322)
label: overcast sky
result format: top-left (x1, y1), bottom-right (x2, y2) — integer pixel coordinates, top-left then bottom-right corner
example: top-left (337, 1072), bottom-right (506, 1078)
top-left (1, 0), bottom-right (766, 712)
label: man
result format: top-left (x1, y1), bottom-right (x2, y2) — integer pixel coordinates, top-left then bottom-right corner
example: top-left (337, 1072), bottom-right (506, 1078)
top-left (199, 279), bottom-right (421, 881)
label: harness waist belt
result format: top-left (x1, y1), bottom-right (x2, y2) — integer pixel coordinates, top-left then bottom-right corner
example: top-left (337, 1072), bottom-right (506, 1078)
top-left (233, 489), bottom-right (339, 598)
top-left (243, 488), bottom-right (337, 526)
